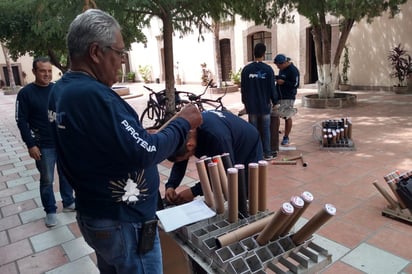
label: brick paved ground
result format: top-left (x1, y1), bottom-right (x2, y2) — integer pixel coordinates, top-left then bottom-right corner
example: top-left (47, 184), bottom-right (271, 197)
top-left (1, 84), bottom-right (411, 273)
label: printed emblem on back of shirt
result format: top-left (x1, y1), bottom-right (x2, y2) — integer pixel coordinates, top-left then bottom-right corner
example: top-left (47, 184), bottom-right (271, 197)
top-left (109, 171), bottom-right (148, 203)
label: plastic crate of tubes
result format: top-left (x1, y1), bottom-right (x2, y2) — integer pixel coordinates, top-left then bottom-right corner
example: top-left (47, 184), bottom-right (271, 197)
top-left (320, 118), bottom-right (355, 149)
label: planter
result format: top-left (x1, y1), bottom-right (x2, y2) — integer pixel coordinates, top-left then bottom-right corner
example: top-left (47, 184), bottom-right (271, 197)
top-left (3, 86), bottom-right (21, 95)
top-left (392, 86), bottom-right (409, 94)
top-left (301, 92), bottom-right (357, 109)
top-left (112, 86), bottom-right (130, 96)
top-left (209, 85), bottom-right (239, 94)
top-left (338, 84), bottom-right (351, 91)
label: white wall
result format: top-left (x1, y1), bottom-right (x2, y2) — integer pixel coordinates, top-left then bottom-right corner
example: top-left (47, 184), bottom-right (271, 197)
top-left (348, 1), bottom-right (412, 87)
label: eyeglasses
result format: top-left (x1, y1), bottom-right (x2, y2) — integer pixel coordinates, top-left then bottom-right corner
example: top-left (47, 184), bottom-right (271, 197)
top-left (105, 46), bottom-right (127, 58)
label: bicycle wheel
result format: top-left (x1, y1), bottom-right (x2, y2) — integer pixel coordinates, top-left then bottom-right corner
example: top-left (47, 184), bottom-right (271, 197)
top-left (140, 105), bottom-right (163, 130)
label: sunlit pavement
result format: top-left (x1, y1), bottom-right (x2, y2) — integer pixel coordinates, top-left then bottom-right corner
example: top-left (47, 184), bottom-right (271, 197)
top-left (1, 83), bottom-right (412, 273)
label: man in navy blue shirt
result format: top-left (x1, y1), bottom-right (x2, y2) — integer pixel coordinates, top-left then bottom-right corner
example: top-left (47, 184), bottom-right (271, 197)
top-left (274, 54), bottom-right (300, 146)
top-left (16, 57), bottom-right (75, 227)
top-left (241, 43), bottom-right (278, 160)
top-left (48, 9), bottom-right (201, 273)
top-left (165, 110), bottom-right (263, 204)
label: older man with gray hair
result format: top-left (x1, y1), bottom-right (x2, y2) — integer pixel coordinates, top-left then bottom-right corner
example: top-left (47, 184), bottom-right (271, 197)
top-left (48, 9), bottom-right (201, 273)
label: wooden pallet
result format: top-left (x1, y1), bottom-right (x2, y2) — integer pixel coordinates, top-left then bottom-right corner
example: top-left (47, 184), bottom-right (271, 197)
top-left (381, 206), bottom-right (412, 224)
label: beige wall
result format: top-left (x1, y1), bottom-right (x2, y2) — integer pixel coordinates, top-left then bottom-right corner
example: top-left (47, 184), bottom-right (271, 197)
top-left (348, 1), bottom-right (412, 87)
top-left (4, 2), bottom-right (410, 89)
top-left (0, 53), bottom-right (62, 86)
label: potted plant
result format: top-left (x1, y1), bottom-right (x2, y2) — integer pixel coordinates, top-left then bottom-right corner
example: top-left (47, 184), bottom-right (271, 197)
top-left (339, 46), bottom-right (351, 91)
top-left (388, 43), bottom-right (412, 93)
top-left (200, 63), bottom-right (210, 86)
top-left (127, 71), bottom-right (135, 82)
top-left (175, 62), bottom-right (182, 85)
top-left (229, 68), bottom-right (242, 86)
top-left (117, 69), bottom-right (124, 83)
top-left (138, 65), bottom-right (152, 83)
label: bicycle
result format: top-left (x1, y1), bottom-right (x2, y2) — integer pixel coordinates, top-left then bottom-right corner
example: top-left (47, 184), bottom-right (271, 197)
top-left (178, 79), bottom-right (228, 112)
top-left (140, 80), bottom-right (229, 130)
top-left (139, 86), bottom-right (189, 130)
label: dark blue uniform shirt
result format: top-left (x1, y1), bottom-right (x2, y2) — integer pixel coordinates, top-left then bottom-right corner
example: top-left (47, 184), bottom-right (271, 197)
top-left (48, 72), bottom-right (190, 222)
top-left (165, 110), bottom-right (263, 196)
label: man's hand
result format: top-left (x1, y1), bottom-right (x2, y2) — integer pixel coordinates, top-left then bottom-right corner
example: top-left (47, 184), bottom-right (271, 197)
top-left (175, 189), bottom-right (195, 204)
top-left (28, 146), bottom-right (41, 161)
top-left (165, 187), bottom-right (178, 204)
top-left (177, 104), bottom-right (202, 129)
top-left (276, 79), bottom-right (285, 85)
top-left (165, 187), bottom-right (195, 205)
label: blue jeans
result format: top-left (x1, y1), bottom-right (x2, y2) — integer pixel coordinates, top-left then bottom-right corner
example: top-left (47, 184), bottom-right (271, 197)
top-left (77, 214), bottom-right (163, 274)
top-left (35, 147), bottom-right (75, 213)
top-left (249, 114), bottom-right (272, 157)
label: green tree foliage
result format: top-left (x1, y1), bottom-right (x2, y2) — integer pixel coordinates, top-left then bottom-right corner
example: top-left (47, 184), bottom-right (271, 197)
top-left (234, 0), bottom-right (407, 97)
top-left (116, 0), bottom-right (232, 118)
top-left (0, 0), bottom-right (231, 117)
top-left (0, 0), bottom-right (146, 72)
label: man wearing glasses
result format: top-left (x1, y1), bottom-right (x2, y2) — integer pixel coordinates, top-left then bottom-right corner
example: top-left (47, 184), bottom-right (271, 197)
top-left (48, 9), bottom-right (202, 273)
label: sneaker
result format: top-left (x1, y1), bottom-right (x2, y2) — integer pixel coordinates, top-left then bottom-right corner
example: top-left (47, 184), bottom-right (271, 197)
top-left (272, 151), bottom-right (278, 159)
top-left (281, 136), bottom-right (289, 146)
top-left (263, 154), bottom-right (273, 161)
top-left (63, 203), bottom-right (76, 212)
top-left (45, 213), bottom-right (57, 227)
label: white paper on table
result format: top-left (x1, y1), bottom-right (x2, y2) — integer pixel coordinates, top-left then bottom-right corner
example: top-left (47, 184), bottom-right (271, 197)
top-left (156, 199), bottom-right (216, 232)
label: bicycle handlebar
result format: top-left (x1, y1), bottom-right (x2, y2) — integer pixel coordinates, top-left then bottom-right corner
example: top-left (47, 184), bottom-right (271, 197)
top-left (143, 85), bottom-right (154, 92)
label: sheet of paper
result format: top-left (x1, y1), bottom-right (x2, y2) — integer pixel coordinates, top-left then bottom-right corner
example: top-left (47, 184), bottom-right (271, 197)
top-left (156, 199), bottom-right (216, 232)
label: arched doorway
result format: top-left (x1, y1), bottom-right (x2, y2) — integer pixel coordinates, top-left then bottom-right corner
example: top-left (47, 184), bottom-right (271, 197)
top-left (220, 39), bottom-right (231, 81)
top-left (306, 27), bottom-right (318, 84)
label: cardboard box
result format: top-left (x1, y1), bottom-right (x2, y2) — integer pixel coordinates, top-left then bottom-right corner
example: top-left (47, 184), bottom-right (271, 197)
top-left (160, 230), bottom-right (191, 274)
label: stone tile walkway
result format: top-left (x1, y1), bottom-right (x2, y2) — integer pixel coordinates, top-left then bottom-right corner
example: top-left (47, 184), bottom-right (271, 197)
top-left (0, 84), bottom-right (411, 273)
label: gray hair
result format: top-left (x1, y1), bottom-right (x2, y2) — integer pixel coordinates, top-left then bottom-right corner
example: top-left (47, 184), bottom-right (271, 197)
top-left (67, 9), bottom-right (121, 58)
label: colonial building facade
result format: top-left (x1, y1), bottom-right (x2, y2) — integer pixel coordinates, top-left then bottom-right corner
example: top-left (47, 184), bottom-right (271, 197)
top-left (1, 1), bottom-right (411, 89)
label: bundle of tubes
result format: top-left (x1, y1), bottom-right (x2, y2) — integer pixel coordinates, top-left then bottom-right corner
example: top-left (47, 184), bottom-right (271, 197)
top-left (216, 191), bottom-right (337, 248)
top-left (373, 169), bottom-right (412, 211)
top-left (321, 118), bottom-right (352, 147)
top-left (195, 154), bottom-right (269, 222)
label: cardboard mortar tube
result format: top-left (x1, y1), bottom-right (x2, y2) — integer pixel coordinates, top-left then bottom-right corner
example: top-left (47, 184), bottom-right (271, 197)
top-left (300, 155), bottom-right (308, 167)
top-left (216, 214), bottom-right (274, 248)
top-left (278, 196), bottom-right (305, 236)
top-left (234, 164), bottom-right (249, 218)
top-left (282, 153), bottom-right (302, 161)
top-left (195, 159), bottom-right (215, 209)
top-left (279, 191), bottom-right (314, 237)
top-left (227, 168), bottom-right (239, 223)
top-left (248, 163), bottom-right (259, 216)
top-left (207, 162), bottom-right (225, 214)
top-left (301, 191), bottom-right (314, 204)
top-left (271, 160), bottom-right (297, 165)
top-left (258, 160), bottom-right (268, 212)
top-left (213, 155), bottom-right (229, 201)
top-left (291, 203), bottom-right (336, 245)
top-left (387, 179), bottom-right (407, 209)
top-left (372, 181), bottom-right (398, 209)
top-left (256, 202), bottom-right (294, 246)
top-left (221, 152), bottom-right (233, 170)
top-left (283, 153), bottom-right (307, 167)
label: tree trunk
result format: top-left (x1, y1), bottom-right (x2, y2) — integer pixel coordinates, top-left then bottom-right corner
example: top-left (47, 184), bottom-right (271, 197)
top-left (48, 48), bottom-right (68, 73)
top-left (332, 19), bottom-right (355, 90)
top-left (161, 12), bottom-right (176, 120)
top-left (212, 21), bottom-right (222, 87)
